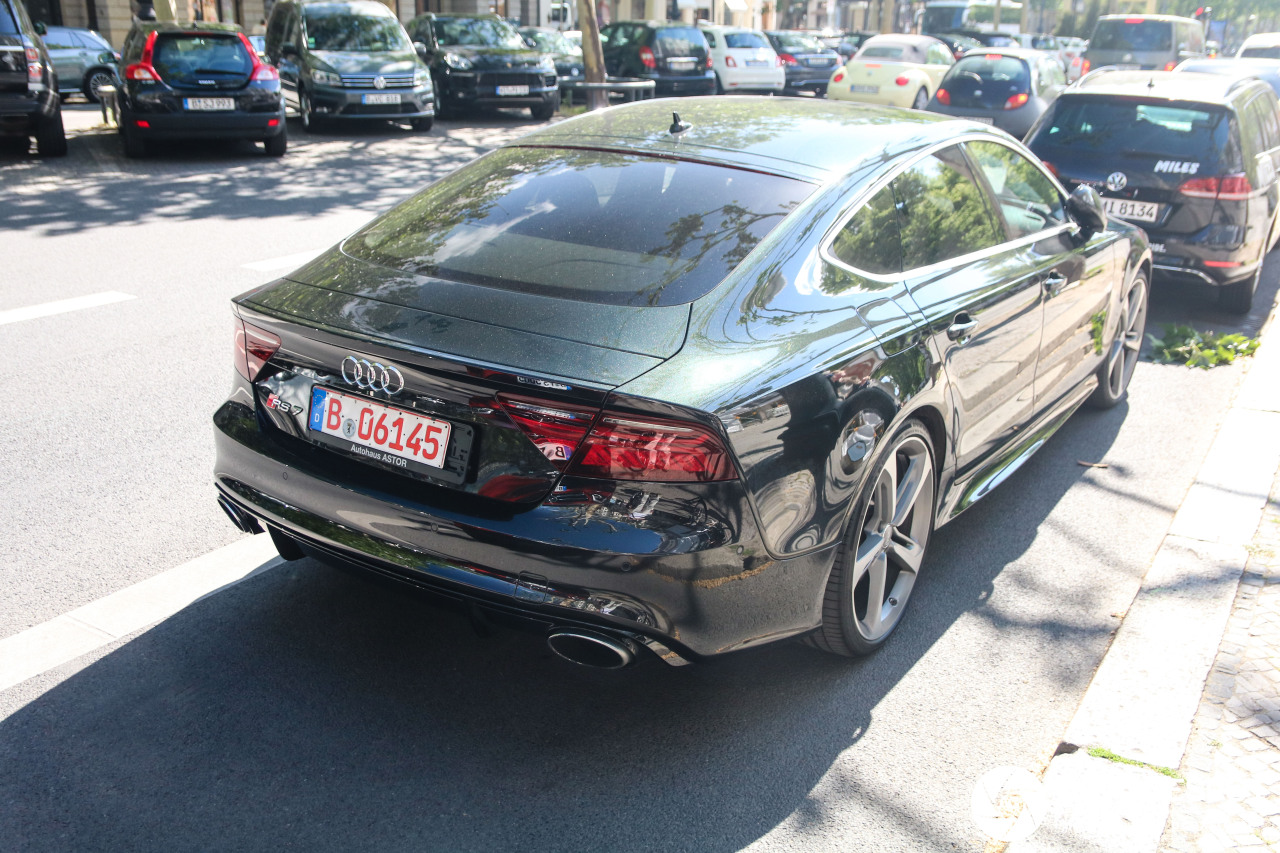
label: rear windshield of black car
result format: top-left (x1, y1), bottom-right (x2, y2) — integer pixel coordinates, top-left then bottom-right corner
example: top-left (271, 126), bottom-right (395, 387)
top-left (1091, 20), bottom-right (1172, 51)
top-left (344, 147), bottom-right (815, 307)
top-left (654, 28), bottom-right (705, 55)
top-left (771, 32), bottom-right (824, 52)
top-left (1033, 96), bottom-right (1234, 165)
top-left (305, 10), bottom-right (411, 52)
top-left (154, 34), bottom-right (252, 83)
top-left (949, 55), bottom-right (1029, 89)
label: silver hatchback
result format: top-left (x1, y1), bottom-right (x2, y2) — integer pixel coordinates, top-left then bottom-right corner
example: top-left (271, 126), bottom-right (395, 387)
top-left (40, 25), bottom-right (119, 103)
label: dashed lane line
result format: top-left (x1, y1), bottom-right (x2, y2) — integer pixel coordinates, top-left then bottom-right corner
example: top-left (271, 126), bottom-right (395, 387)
top-left (0, 536), bottom-right (282, 693)
top-left (0, 291), bottom-right (135, 326)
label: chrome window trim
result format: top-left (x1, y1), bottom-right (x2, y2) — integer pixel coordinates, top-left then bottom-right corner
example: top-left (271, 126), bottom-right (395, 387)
top-left (819, 132), bottom-right (1074, 284)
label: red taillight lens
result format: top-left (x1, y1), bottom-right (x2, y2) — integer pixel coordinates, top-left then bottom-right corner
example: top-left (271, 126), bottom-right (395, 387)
top-left (234, 318), bottom-right (281, 382)
top-left (568, 413), bottom-right (737, 483)
top-left (252, 64), bottom-right (280, 81)
top-left (1081, 58), bottom-right (1091, 75)
top-left (1125, 17), bottom-right (1144, 23)
top-left (25, 46), bottom-right (40, 82)
top-left (985, 53), bottom-right (1003, 60)
top-left (705, 54), bottom-right (713, 69)
top-left (1163, 61), bottom-right (1177, 71)
top-left (1041, 160), bottom-right (1060, 178)
top-left (1004, 92), bottom-right (1029, 109)
top-left (894, 75), bottom-right (909, 86)
top-left (1179, 173), bottom-right (1252, 200)
top-left (125, 63), bottom-right (158, 81)
top-left (499, 396), bottom-right (596, 471)
top-left (778, 52), bottom-right (797, 65)
top-left (639, 46), bottom-right (656, 70)
top-left (936, 87), bottom-right (950, 105)
top-left (832, 69), bottom-right (846, 83)
top-left (725, 55), bottom-right (737, 67)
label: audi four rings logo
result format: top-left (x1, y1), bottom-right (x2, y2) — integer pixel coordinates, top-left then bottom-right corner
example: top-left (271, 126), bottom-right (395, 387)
top-left (341, 356), bottom-right (405, 395)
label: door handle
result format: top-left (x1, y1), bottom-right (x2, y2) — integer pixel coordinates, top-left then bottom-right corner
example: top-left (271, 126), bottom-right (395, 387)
top-left (1043, 272), bottom-right (1068, 296)
top-left (946, 314), bottom-right (978, 343)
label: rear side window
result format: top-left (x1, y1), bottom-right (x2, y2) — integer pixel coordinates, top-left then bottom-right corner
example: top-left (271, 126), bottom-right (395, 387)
top-left (725, 32), bottom-right (767, 49)
top-left (831, 185), bottom-right (902, 275)
top-left (892, 146), bottom-right (1004, 269)
top-left (654, 28), bottom-right (706, 55)
top-left (1033, 96), bottom-right (1235, 165)
top-left (966, 140), bottom-right (1066, 239)
top-left (1092, 19), bottom-right (1172, 52)
top-left (153, 34), bottom-right (252, 82)
top-left (345, 147), bottom-right (815, 307)
top-left (1241, 46), bottom-right (1280, 60)
top-left (0, 0), bottom-right (20, 35)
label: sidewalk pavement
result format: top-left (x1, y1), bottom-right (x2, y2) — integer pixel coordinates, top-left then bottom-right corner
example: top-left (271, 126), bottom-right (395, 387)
top-left (1008, 296), bottom-right (1280, 852)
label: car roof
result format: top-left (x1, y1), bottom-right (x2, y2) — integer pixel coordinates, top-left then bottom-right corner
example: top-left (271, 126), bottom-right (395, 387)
top-left (301, 0), bottom-right (397, 13)
top-left (514, 96), bottom-right (986, 183)
top-left (1073, 69), bottom-right (1260, 103)
top-left (1241, 32), bottom-right (1280, 48)
top-left (955, 47), bottom-right (1044, 60)
top-left (1095, 14), bottom-right (1199, 23)
top-left (861, 34), bottom-right (944, 49)
top-left (130, 20), bottom-right (245, 35)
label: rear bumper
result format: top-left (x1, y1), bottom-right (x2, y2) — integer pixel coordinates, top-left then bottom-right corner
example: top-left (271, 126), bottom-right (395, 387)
top-left (784, 67), bottom-right (836, 89)
top-left (127, 110), bottom-right (284, 139)
top-left (0, 87), bottom-right (59, 135)
top-left (213, 398), bottom-right (835, 662)
top-left (1146, 235), bottom-right (1263, 286)
top-left (719, 69), bottom-right (785, 91)
top-left (650, 73), bottom-right (716, 97)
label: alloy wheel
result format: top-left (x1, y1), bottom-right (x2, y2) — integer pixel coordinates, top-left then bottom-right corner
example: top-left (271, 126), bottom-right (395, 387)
top-left (85, 70), bottom-right (115, 103)
top-left (1104, 275), bottom-right (1147, 400)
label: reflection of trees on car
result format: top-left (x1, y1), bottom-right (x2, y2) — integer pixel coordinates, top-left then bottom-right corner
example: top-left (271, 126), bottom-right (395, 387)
top-left (305, 13), bottom-right (411, 51)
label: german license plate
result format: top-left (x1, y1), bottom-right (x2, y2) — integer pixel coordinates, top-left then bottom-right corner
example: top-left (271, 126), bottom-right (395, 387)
top-left (746, 59), bottom-right (769, 67)
top-left (851, 84), bottom-right (879, 93)
top-left (807, 57), bottom-right (834, 66)
top-left (184, 97), bottom-right (235, 111)
top-left (1102, 197), bottom-right (1160, 224)
top-left (308, 386), bottom-right (450, 470)
top-left (969, 116), bottom-right (994, 124)
top-left (496, 84), bottom-right (529, 96)
top-left (362, 93), bottom-right (400, 105)
top-left (669, 59), bottom-right (695, 71)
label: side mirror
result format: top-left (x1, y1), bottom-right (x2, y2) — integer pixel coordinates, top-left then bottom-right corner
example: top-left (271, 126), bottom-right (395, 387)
top-left (522, 36), bottom-right (536, 48)
top-left (1066, 184), bottom-right (1107, 233)
top-left (34, 21), bottom-right (46, 35)
top-left (414, 41), bottom-right (428, 60)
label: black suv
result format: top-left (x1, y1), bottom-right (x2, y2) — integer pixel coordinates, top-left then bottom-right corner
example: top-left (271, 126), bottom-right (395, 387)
top-left (406, 14), bottom-right (558, 120)
top-left (0, 0), bottom-right (66, 156)
top-left (118, 21), bottom-right (287, 157)
top-left (599, 21), bottom-right (714, 97)
top-left (1027, 70), bottom-right (1280, 313)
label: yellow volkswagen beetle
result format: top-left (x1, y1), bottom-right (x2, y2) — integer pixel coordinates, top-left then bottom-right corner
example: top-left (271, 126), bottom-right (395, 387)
top-left (827, 34), bottom-right (955, 109)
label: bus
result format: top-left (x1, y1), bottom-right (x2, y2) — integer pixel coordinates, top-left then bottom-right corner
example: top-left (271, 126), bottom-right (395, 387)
top-left (919, 0), bottom-right (1023, 35)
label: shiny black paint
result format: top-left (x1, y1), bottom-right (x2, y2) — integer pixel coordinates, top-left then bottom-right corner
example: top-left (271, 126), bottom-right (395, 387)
top-left (215, 98), bottom-right (1148, 662)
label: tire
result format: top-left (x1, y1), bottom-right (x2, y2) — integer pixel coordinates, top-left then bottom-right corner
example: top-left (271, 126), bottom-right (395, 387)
top-left (1218, 264), bottom-right (1259, 315)
top-left (1089, 272), bottom-right (1148, 409)
top-left (715, 73), bottom-right (725, 95)
top-left (299, 90), bottom-right (321, 133)
top-left (0, 135), bottom-right (28, 155)
top-left (120, 121), bottom-right (147, 159)
top-left (35, 109), bottom-right (68, 157)
top-left (263, 129), bottom-right (287, 157)
top-left (911, 87), bottom-right (928, 110)
top-left (816, 85), bottom-right (827, 97)
top-left (83, 68), bottom-right (115, 104)
top-left (806, 419), bottom-right (936, 657)
top-left (432, 83), bottom-right (453, 120)
top-left (530, 93), bottom-right (559, 121)
top-left (410, 116), bottom-right (433, 132)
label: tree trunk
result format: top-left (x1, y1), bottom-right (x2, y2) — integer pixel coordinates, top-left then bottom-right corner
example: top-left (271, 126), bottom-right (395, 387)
top-left (577, 0), bottom-right (608, 111)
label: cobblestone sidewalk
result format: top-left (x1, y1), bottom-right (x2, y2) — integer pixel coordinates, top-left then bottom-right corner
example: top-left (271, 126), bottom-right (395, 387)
top-left (1162, 465), bottom-right (1280, 852)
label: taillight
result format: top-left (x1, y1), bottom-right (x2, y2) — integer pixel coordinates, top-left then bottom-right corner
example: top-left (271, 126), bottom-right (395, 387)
top-left (1080, 58), bottom-right (1091, 75)
top-left (127, 30), bottom-right (161, 83)
top-left (1004, 92), bottom-right (1029, 109)
top-left (568, 413), bottom-right (737, 483)
top-left (237, 33), bottom-right (279, 81)
top-left (894, 75), bottom-right (909, 86)
top-left (984, 53), bottom-right (1003, 60)
top-left (1041, 160), bottom-right (1060, 178)
top-left (25, 46), bottom-right (40, 82)
top-left (705, 54), bottom-right (713, 69)
top-left (936, 87), bottom-right (950, 105)
top-left (1163, 61), bottom-right (1177, 71)
top-left (725, 55), bottom-right (737, 67)
top-left (639, 46), bottom-right (656, 70)
top-left (778, 52), bottom-right (797, 65)
top-left (498, 396), bottom-right (595, 471)
top-left (1179, 173), bottom-right (1252, 200)
top-left (832, 69), bottom-right (846, 83)
top-left (234, 318), bottom-right (281, 382)
top-left (1124, 17), bottom-right (1144, 23)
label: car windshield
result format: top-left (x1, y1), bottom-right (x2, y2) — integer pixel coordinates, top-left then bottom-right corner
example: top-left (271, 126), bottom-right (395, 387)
top-left (948, 54), bottom-right (1029, 88)
top-left (153, 34), bottom-right (252, 81)
top-left (654, 28), bottom-right (705, 55)
top-left (771, 32), bottom-right (823, 51)
top-left (433, 17), bottom-right (526, 48)
top-left (860, 45), bottom-right (908, 59)
top-left (345, 146), bottom-right (815, 307)
top-left (725, 32), bottom-right (768, 49)
top-left (1035, 97), bottom-right (1232, 161)
top-left (1092, 20), bottom-right (1173, 51)
top-left (522, 29), bottom-right (576, 54)
top-left (305, 11), bottom-right (411, 52)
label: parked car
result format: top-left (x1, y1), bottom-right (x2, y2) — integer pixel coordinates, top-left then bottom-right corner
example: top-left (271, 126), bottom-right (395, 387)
top-left (927, 47), bottom-right (1065, 138)
top-left (117, 21), bottom-right (287, 157)
top-left (699, 23), bottom-right (783, 94)
top-left (598, 21), bottom-right (714, 97)
top-left (763, 29), bottom-right (840, 95)
top-left (1083, 14), bottom-right (1205, 75)
top-left (1026, 70), bottom-right (1280, 313)
top-left (827, 34), bottom-right (954, 109)
top-left (1238, 32), bottom-right (1280, 60)
top-left (265, 0), bottom-right (433, 133)
top-left (40, 24), bottom-right (119, 102)
top-left (406, 14), bottom-right (557, 120)
top-left (518, 25), bottom-right (583, 89)
top-left (931, 31), bottom-right (983, 61)
top-left (1175, 57), bottom-right (1280, 98)
top-left (0, 0), bottom-right (66, 156)
top-left (820, 30), bottom-right (875, 61)
top-left (214, 96), bottom-right (1150, 668)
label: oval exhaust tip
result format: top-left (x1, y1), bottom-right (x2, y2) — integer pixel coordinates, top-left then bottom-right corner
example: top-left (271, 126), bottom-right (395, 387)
top-left (547, 629), bottom-right (636, 669)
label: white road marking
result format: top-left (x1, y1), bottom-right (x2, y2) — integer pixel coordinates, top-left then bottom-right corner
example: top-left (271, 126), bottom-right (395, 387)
top-left (241, 249), bottom-right (326, 273)
top-left (0, 536), bottom-right (282, 693)
top-left (0, 291), bottom-right (136, 326)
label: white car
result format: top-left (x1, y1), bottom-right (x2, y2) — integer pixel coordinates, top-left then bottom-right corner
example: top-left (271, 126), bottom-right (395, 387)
top-left (827, 34), bottom-right (954, 109)
top-left (1239, 32), bottom-right (1280, 60)
top-left (700, 24), bottom-right (785, 94)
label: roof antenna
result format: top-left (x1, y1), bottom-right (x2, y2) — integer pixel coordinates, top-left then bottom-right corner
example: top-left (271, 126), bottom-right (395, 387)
top-left (669, 112), bottom-right (691, 137)
top-left (1148, 76), bottom-right (1156, 89)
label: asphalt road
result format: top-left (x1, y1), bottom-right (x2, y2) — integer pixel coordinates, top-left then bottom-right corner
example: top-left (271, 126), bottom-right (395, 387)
top-left (1, 102), bottom-right (1276, 851)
